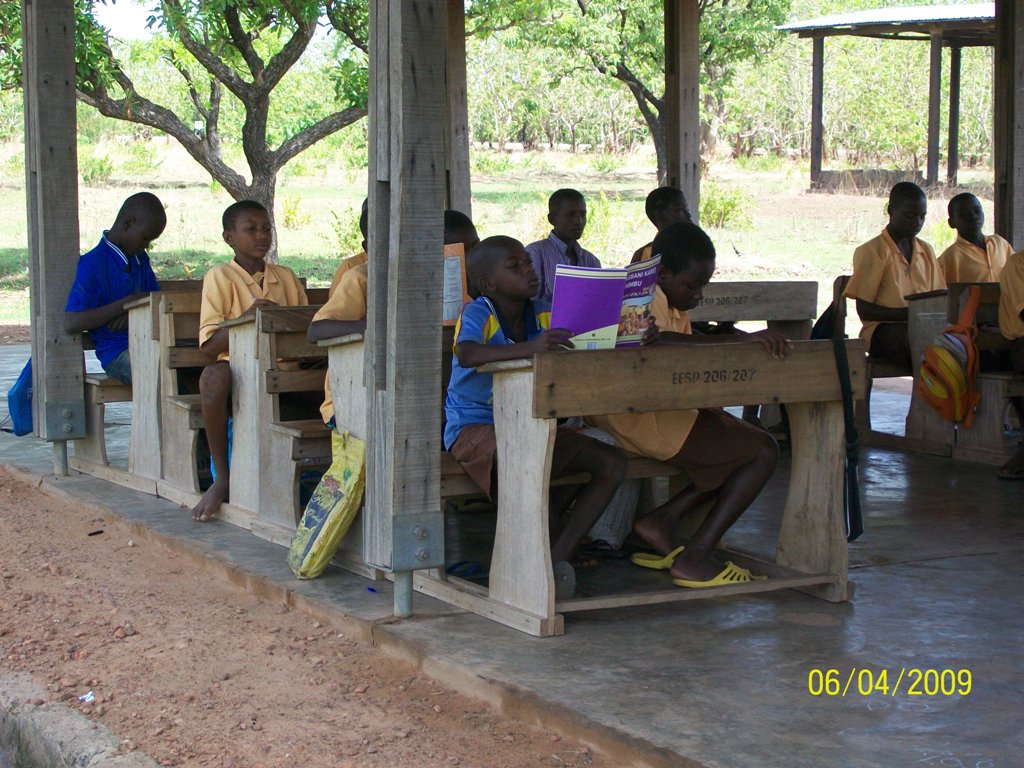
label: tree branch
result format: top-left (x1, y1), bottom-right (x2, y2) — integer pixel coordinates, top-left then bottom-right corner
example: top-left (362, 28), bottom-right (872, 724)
top-left (159, 0), bottom-right (250, 100)
top-left (223, 4), bottom-right (265, 80)
top-left (262, 15), bottom-right (316, 91)
top-left (272, 104), bottom-right (367, 168)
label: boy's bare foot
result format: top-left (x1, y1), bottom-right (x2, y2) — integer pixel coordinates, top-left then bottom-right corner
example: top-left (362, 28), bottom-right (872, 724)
top-left (669, 550), bottom-right (730, 583)
top-left (631, 515), bottom-right (676, 556)
top-left (192, 478), bottom-right (229, 522)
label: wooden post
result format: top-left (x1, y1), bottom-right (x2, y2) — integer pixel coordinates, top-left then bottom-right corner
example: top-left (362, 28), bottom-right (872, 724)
top-left (445, 0), bottom-right (472, 215)
top-left (365, 0), bottom-right (447, 604)
top-left (810, 36), bottom-right (825, 190)
top-left (994, 0), bottom-right (1024, 246)
top-left (926, 31), bottom-right (943, 188)
top-left (663, 0), bottom-right (700, 219)
top-left (947, 45), bottom-right (962, 187)
top-left (22, 0), bottom-right (85, 466)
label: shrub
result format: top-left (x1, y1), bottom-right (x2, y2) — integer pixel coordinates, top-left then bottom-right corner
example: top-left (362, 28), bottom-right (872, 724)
top-left (78, 148), bottom-right (114, 185)
top-left (699, 183), bottom-right (753, 231)
top-left (281, 194), bottom-right (312, 230)
top-left (118, 140), bottom-right (161, 176)
top-left (590, 153), bottom-right (624, 175)
top-left (320, 208), bottom-right (363, 256)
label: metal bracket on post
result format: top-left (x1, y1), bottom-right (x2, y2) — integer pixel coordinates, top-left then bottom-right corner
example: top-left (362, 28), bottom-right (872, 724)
top-left (44, 400), bottom-right (85, 441)
top-left (391, 511), bottom-right (444, 620)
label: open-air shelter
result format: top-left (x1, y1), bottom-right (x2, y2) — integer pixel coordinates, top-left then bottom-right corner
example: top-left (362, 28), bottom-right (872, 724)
top-left (17, 0), bottom-right (1024, 623)
top-left (780, 2), bottom-right (1023, 247)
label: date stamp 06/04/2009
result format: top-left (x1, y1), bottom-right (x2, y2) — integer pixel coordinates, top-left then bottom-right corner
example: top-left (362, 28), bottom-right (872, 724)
top-left (807, 668), bottom-right (972, 698)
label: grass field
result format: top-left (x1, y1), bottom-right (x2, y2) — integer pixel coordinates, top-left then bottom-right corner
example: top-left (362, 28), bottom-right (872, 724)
top-left (0, 137), bottom-right (995, 326)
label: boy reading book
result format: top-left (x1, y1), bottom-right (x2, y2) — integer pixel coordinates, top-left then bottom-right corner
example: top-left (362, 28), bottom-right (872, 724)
top-left (590, 222), bottom-right (787, 587)
top-left (444, 236), bottom-right (627, 597)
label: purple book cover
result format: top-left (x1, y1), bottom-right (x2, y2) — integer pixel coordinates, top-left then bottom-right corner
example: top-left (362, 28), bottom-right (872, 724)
top-left (549, 265), bottom-right (628, 350)
top-left (616, 255), bottom-right (662, 347)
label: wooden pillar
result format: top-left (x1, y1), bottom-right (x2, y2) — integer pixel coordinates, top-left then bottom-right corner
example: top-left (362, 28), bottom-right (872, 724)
top-left (810, 36), bottom-right (825, 189)
top-left (947, 45), bottom-right (962, 187)
top-left (445, 0), bottom-right (472, 215)
top-left (365, 0), bottom-right (447, 584)
top-left (663, 0), bottom-right (700, 219)
top-left (926, 32), bottom-right (943, 188)
top-left (22, 0), bottom-right (85, 457)
top-left (994, 0), bottom-right (1024, 246)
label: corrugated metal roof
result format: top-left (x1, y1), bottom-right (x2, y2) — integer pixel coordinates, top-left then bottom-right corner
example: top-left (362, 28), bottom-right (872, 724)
top-left (779, 3), bottom-right (994, 33)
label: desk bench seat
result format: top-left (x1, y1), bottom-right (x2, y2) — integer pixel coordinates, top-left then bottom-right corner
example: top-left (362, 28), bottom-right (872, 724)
top-left (71, 374), bottom-right (132, 469)
top-left (954, 372), bottom-right (1024, 464)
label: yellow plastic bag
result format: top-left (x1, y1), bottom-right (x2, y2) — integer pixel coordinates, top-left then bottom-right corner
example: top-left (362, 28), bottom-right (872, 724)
top-left (287, 431), bottom-right (365, 579)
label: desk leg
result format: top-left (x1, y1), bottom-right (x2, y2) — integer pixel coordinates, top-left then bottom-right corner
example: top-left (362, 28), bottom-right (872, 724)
top-left (776, 401), bottom-right (849, 602)
top-left (490, 369), bottom-right (561, 635)
top-left (129, 309), bottom-right (161, 480)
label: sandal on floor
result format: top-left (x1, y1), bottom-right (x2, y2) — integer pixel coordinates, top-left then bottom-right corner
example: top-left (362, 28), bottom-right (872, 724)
top-left (672, 561), bottom-right (767, 589)
top-left (578, 539), bottom-right (628, 560)
top-left (630, 545), bottom-right (685, 571)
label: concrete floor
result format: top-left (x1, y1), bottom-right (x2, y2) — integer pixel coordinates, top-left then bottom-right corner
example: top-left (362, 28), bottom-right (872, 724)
top-left (1, 342), bottom-right (1021, 768)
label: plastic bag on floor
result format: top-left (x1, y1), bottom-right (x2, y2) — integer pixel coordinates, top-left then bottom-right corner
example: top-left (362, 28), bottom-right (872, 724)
top-left (287, 430), bottom-right (365, 579)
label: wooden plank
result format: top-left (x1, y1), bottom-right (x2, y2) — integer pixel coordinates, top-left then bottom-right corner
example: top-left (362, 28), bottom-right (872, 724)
top-left (306, 288), bottom-right (330, 306)
top-left (23, 0), bottom-right (85, 445)
top-left (163, 292), bottom-right (204, 314)
top-left (810, 36), bottom-right (824, 188)
top-left (688, 281), bottom-right (818, 323)
top-left (953, 373), bottom-right (1021, 464)
top-left (948, 45), bottom-right (962, 186)
top-left (926, 32), bottom-right (942, 187)
top-left (445, 0), bottom-right (472, 214)
top-left (167, 347), bottom-right (213, 369)
top-left (490, 367), bottom-right (558, 624)
top-left (264, 369), bottom-right (326, 394)
top-left (663, 0), bottom-right (700, 212)
top-left (947, 281), bottom-right (1001, 325)
top-left (257, 306), bottom-right (320, 334)
top-left (993, 0), bottom-right (1024, 245)
top-left (228, 320), bottom-right (262, 515)
top-left (84, 377), bottom-right (132, 404)
top-left (273, 333), bottom-right (327, 359)
top-left (413, 572), bottom-right (563, 637)
top-left (69, 458), bottom-right (158, 496)
top-left (531, 340), bottom-right (867, 418)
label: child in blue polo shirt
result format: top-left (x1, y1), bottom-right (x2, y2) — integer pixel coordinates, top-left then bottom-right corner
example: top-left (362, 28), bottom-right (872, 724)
top-left (444, 235), bottom-right (627, 597)
top-left (64, 192), bottom-right (166, 383)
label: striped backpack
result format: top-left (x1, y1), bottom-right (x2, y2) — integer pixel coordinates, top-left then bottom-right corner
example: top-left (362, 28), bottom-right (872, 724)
top-left (916, 286), bottom-right (981, 427)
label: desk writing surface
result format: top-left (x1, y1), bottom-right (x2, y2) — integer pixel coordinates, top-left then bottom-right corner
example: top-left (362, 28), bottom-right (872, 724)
top-left (530, 339), bottom-right (866, 418)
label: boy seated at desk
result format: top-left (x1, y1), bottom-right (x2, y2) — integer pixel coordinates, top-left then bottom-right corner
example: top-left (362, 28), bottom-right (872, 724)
top-left (997, 248), bottom-right (1024, 480)
top-left (329, 198), bottom-right (369, 296)
top-left (630, 186), bottom-right (692, 265)
top-left (64, 192), bottom-right (166, 384)
top-left (590, 222), bottom-right (786, 588)
top-left (526, 189), bottom-right (601, 303)
top-left (307, 210), bottom-right (480, 427)
top-left (844, 181), bottom-right (946, 369)
top-left (191, 200), bottom-right (309, 522)
top-left (445, 236), bottom-right (627, 597)
top-left (938, 193), bottom-right (1012, 284)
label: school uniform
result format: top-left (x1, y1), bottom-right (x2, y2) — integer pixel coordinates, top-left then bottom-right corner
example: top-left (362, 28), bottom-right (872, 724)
top-left (526, 232), bottom-right (601, 303)
top-left (630, 243), bottom-right (654, 264)
top-left (938, 235), bottom-right (1012, 283)
top-left (328, 251), bottom-right (367, 297)
top-left (844, 229), bottom-right (945, 353)
top-left (443, 297), bottom-right (551, 498)
top-left (999, 251), bottom-right (1024, 373)
top-left (312, 264), bottom-right (368, 424)
top-left (198, 259), bottom-right (308, 361)
top-left (587, 287), bottom-right (772, 493)
top-left (65, 233), bottom-right (160, 382)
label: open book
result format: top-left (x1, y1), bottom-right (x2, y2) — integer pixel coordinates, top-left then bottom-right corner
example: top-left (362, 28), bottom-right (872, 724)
top-left (549, 256), bottom-right (661, 349)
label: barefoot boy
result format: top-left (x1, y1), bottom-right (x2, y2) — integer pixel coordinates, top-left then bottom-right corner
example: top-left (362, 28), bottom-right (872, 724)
top-left (590, 222), bottom-right (786, 587)
top-left (445, 236), bottom-right (626, 596)
top-left (192, 200), bottom-right (308, 522)
top-left (65, 192), bottom-right (166, 384)
top-left (938, 192), bottom-right (1012, 283)
top-left (844, 182), bottom-right (946, 369)
top-left (526, 189), bottom-right (601, 302)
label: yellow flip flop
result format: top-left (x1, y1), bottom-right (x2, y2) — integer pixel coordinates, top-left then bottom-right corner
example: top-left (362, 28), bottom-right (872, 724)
top-left (672, 561), bottom-right (767, 588)
top-left (630, 545), bottom-right (685, 571)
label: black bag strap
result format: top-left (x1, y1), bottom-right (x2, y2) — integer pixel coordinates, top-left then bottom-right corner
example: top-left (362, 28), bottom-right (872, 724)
top-left (831, 337), bottom-right (863, 542)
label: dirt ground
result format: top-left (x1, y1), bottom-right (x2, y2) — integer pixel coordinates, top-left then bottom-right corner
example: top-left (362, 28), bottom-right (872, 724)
top-left (0, 325), bottom-right (29, 345)
top-left (0, 469), bottom-right (604, 768)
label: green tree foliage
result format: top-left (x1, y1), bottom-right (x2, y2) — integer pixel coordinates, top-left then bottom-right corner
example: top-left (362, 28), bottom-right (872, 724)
top-left (0, 0), bottom-right (369, 254)
top-left (489, 0), bottom-right (791, 181)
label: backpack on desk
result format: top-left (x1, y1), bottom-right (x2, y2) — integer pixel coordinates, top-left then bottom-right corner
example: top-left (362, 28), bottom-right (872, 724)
top-left (916, 286), bottom-right (981, 427)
